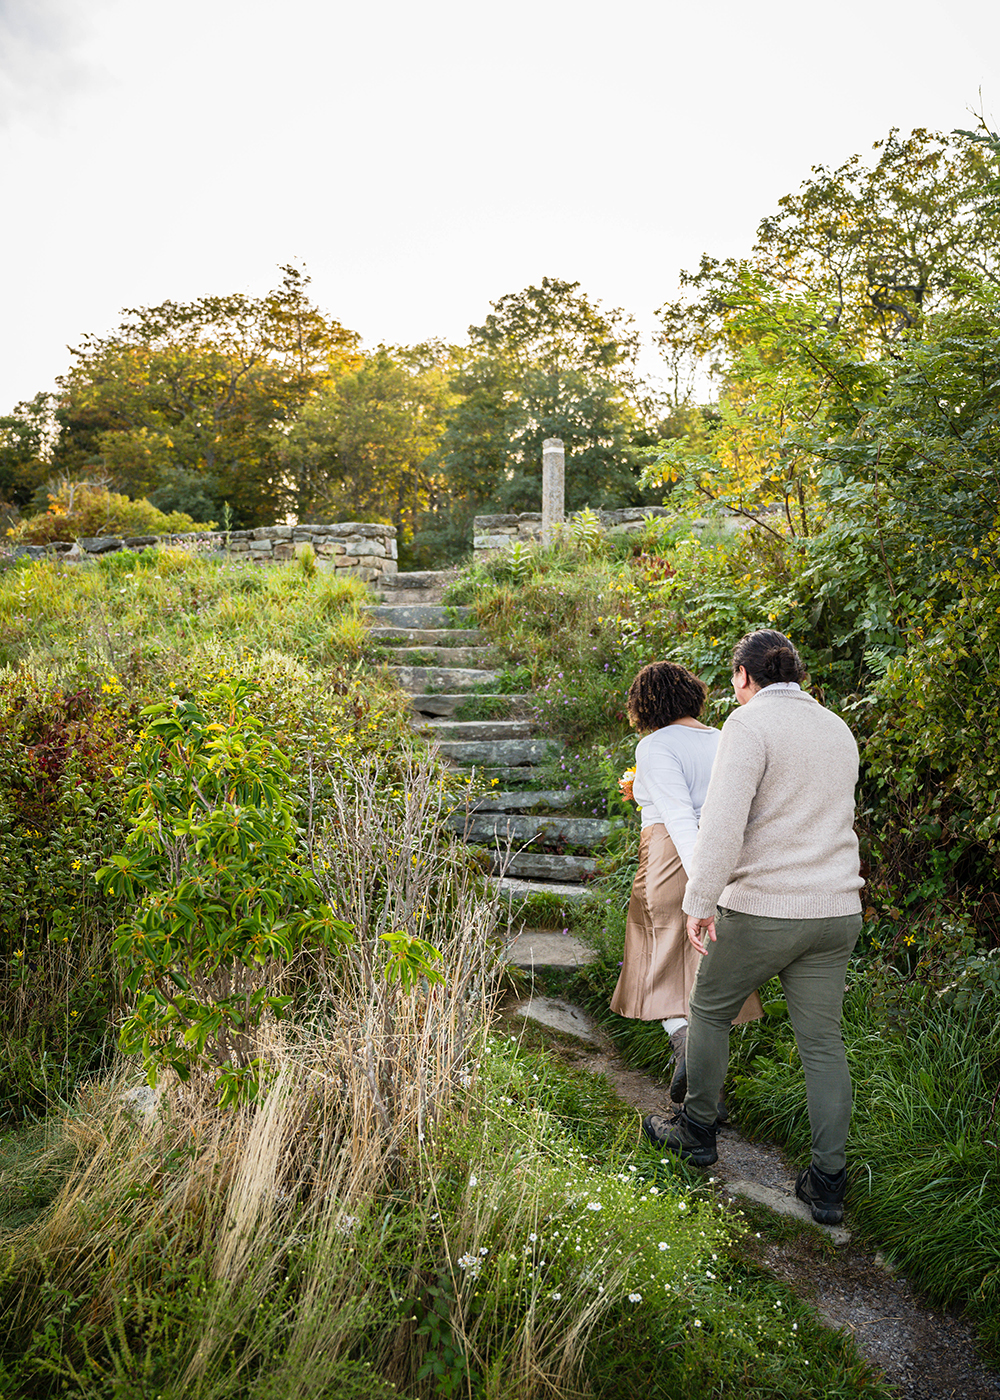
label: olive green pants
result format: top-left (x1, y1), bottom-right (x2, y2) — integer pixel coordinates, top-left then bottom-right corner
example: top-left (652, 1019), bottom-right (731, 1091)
top-left (685, 907), bottom-right (862, 1174)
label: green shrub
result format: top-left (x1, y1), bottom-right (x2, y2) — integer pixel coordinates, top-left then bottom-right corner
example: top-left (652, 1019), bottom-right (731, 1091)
top-left (9, 483), bottom-right (215, 544)
top-left (98, 678), bottom-right (354, 1105)
top-left (0, 674), bottom-right (137, 1118)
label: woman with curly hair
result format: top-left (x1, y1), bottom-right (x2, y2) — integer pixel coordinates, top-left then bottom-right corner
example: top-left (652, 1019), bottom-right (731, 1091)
top-left (612, 661), bottom-right (762, 1103)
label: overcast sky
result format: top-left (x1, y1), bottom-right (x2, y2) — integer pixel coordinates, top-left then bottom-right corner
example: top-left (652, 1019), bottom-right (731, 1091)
top-left (0, 0), bottom-right (996, 410)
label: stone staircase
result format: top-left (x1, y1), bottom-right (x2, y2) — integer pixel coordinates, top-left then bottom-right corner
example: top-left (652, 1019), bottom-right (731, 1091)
top-left (366, 570), bottom-right (605, 965)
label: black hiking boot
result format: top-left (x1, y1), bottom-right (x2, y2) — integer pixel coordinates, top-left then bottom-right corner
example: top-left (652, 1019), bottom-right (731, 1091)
top-left (642, 1107), bottom-right (718, 1166)
top-left (795, 1163), bottom-right (847, 1224)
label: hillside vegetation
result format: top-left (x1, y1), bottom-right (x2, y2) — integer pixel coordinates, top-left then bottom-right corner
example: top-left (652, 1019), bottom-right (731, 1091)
top-left (0, 544), bottom-right (893, 1398)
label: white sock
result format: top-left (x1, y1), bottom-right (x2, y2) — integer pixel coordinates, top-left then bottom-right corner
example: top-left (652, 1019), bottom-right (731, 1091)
top-left (661, 1017), bottom-right (687, 1035)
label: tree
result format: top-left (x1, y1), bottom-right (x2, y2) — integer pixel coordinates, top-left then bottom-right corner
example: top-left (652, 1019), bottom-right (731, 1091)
top-left (648, 127), bottom-right (1000, 534)
top-left (438, 278), bottom-right (651, 520)
top-left (274, 342), bottom-right (455, 539)
top-left (55, 267), bottom-right (361, 527)
top-left (0, 392), bottom-right (56, 512)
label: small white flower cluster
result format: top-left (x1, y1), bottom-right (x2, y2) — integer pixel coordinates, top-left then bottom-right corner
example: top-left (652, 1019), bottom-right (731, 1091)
top-left (457, 1247), bottom-right (487, 1279)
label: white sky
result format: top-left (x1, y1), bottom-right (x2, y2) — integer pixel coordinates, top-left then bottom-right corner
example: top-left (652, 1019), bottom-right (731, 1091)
top-left (0, 0), bottom-right (997, 410)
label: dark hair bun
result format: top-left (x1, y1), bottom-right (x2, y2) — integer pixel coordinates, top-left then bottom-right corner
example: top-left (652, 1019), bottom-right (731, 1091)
top-left (760, 646), bottom-right (800, 683)
top-left (731, 628), bottom-right (807, 687)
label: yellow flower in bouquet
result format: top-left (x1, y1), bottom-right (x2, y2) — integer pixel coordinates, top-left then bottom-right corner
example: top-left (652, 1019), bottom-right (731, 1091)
top-left (619, 766), bottom-right (636, 802)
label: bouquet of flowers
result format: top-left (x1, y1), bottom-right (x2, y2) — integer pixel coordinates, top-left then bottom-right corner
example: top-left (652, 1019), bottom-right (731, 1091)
top-left (619, 766), bottom-right (636, 802)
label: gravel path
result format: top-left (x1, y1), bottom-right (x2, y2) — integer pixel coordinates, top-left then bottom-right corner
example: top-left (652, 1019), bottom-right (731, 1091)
top-left (571, 1046), bottom-right (1000, 1399)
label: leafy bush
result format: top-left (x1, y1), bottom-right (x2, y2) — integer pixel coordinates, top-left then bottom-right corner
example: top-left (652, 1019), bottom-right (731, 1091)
top-left (98, 678), bottom-right (354, 1105)
top-left (9, 483), bottom-right (214, 544)
top-left (0, 674), bottom-right (137, 1118)
top-left (857, 558), bottom-right (1000, 914)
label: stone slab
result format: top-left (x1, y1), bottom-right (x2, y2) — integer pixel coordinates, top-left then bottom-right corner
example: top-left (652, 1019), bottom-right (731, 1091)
top-left (380, 570), bottom-right (453, 588)
top-left (371, 628), bottom-right (483, 645)
top-left (417, 719), bottom-right (533, 741)
top-left (386, 666), bottom-right (500, 692)
top-left (468, 789), bottom-right (578, 812)
top-left (494, 877), bottom-right (593, 901)
top-left (390, 646), bottom-right (490, 666)
top-left (513, 996), bottom-right (599, 1042)
top-left (506, 930), bottom-right (597, 969)
top-left (473, 766), bottom-right (550, 787)
top-left (449, 813), bottom-right (610, 848)
top-left (498, 852), bottom-right (596, 880)
top-left (408, 694), bottom-right (469, 717)
top-left (364, 605), bottom-right (472, 627)
top-left (436, 738), bottom-right (555, 766)
top-left (373, 590), bottom-right (446, 606)
top-left (79, 535), bottom-right (123, 553)
top-left (723, 1178), bottom-right (851, 1246)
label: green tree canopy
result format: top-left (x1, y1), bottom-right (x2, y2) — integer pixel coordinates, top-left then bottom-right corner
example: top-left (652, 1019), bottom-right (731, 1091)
top-left (647, 125), bottom-right (1000, 534)
top-left (54, 266), bottom-right (361, 527)
top-left (0, 392), bottom-right (56, 512)
top-left (273, 341), bottom-right (456, 539)
top-left (438, 277), bottom-right (652, 519)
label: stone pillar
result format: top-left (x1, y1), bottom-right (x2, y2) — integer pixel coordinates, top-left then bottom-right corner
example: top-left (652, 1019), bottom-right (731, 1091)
top-left (541, 438), bottom-right (565, 546)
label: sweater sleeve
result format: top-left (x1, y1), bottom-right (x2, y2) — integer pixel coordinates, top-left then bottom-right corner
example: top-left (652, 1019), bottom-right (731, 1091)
top-left (681, 715), bottom-right (766, 919)
top-left (639, 737), bottom-right (701, 875)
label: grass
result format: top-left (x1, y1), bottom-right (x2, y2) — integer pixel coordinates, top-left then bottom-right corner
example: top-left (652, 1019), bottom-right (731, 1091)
top-left (0, 546), bottom-right (376, 682)
top-left (0, 541), bottom-right (918, 1395)
top-left (559, 901), bottom-right (1000, 1364)
top-left (0, 1038), bottom-right (892, 1400)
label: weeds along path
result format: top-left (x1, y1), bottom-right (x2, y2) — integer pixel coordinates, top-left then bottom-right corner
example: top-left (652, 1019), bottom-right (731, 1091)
top-left (564, 1031), bottom-right (1000, 1400)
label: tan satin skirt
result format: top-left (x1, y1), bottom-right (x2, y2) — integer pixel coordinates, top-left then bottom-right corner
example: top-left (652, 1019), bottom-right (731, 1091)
top-left (610, 824), bottom-right (763, 1024)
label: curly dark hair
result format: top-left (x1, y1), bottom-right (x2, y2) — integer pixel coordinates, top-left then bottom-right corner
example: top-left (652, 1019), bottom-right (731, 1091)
top-left (731, 628), bottom-right (807, 687)
top-left (627, 661), bottom-right (708, 731)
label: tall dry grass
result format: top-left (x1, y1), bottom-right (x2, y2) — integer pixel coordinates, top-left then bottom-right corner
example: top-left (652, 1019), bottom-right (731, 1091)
top-left (5, 752), bottom-right (623, 1399)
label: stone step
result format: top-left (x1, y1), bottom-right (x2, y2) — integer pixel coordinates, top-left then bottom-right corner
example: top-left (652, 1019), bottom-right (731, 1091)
top-left (506, 930), bottom-right (598, 969)
top-left (513, 996), bottom-right (600, 1042)
top-left (388, 646), bottom-right (491, 667)
top-left (448, 813), bottom-right (610, 848)
top-left (494, 877), bottom-right (593, 901)
top-left (374, 589), bottom-right (446, 606)
top-left (496, 852), bottom-right (596, 881)
top-left (468, 788), bottom-right (579, 813)
top-left (364, 605), bottom-right (472, 628)
top-left (416, 718), bottom-right (534, 741)
top-left (386, 666), bottom-right (500, 693)
top-left (436, 737), bottom-right (557, 767)
top-left (383, 570), bottom-right (455, 588)
top-left (472, 766), bottom-right (553, 787)
top-left (370, 627), bottom-right (483, 645)
top-left (408, 694), bottom-right (532, 719)
top-left (375, 570), bottom-right (454, 608)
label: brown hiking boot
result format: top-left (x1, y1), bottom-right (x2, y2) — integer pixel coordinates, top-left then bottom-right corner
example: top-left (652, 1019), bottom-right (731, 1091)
top-left (642, 1108), bottom-right (718, 1166)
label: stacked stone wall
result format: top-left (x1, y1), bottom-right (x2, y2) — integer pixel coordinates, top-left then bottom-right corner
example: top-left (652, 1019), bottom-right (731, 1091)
top-left (13, 522), bottom-right (398, 584)
top-left (473, 506), bottom-right (672, 553)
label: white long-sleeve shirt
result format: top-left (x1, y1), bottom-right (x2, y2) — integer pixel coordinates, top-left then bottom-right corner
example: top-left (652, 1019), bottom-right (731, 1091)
top-left (632, 723), bottom-right (720, 876)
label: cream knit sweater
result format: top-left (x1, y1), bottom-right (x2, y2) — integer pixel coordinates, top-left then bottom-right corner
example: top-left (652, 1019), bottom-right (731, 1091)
top-left (682, 687), bottom-right (864, 920)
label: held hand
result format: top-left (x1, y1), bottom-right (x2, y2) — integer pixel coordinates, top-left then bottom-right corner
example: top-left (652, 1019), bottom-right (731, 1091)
top-left (687, 915), bottom-right (716, 956)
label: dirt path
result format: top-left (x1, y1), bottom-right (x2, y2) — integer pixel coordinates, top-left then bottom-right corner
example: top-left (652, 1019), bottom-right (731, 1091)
top-left (572, 1044), bottom-right (1000, 1400)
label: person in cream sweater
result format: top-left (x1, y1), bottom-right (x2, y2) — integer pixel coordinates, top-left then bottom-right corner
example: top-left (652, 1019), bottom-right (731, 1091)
top-left (643, 629), bottom-right (864, 1226)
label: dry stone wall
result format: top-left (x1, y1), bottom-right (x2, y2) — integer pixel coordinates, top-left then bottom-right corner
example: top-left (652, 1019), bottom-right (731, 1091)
top-left (473, 507), bottom-right (672, 553)
top-left (13, 522), bottom-right (398, 584)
